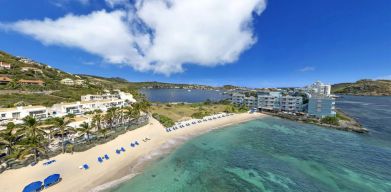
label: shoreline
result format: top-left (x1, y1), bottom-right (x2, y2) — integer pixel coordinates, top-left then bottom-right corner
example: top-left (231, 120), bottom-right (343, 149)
top-left (260, 111), bottom-right (368, 133)
top-left (0, 112), bottom-right (264, 192)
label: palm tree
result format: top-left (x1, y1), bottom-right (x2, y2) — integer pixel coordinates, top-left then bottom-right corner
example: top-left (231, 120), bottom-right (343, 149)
top-left (18, 116), bottom-right (47, 162)
top-left (124, 106), bottom-right (140, 125)
top-left (53, 117), bottom-right (75, 153)
top-left (0, 122), bottom-right (22, 155)
top-left (104, 107), bottom-right (118, 130)
top-left (77, 122), bottom-right (94, 143)
top-left (92, 112), bottom-right (102, 131)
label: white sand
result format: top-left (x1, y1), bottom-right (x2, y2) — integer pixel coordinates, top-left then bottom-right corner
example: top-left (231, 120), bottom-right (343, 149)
top-left (0, 113), bottom-right (265, 192)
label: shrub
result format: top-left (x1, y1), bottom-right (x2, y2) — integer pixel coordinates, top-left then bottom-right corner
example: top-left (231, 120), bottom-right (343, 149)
top-left (321, 116), bottom-right (339, 126)
top-left (152, 113), bottom-right (175, 128)
top-left (191, 111), bottom-right (211, 119)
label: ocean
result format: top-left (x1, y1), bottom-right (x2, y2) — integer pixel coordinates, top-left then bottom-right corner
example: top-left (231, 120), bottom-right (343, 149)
top-left (109, 95), bottom-right (391, 192)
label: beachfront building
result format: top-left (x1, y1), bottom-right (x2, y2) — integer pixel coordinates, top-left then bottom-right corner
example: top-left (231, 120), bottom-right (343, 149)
top-left (0, 62), bottom-right (11, 70)
top-left (81, 91), bottom-right (136, 103)
top-left (280, 95), bottom-right (303, 112)
top-left (257, 92), bottom-right (282, 111)
top-left (304, 81), bottom-right (331, 96)
top-left (0, 106), bottom-right (48, 123)
top-left (231, 93), bottom-right (245, 106)
top-left (244, 96), bottom-right (257, 109)
top-left (50, 99), bottom-right (128, 117)
top-left (231, 91), bottom-right (304, 112)
top-left (308, 96), bottom-right (336, 118)
top-left (60, 78), bottom-right (75, 86)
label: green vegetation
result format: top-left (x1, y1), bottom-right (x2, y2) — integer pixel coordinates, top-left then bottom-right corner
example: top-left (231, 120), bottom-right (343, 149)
top-left (223, 104), bottom-right (249, 113)
top-left (150, 102), bottom-right (230, 122)
top-left (332, 79), bottom-right (391, 96)
top-left (321, 116), bottom-right (340, 126)
top-left (336, 112), bottom-right (350, 121)
top-left (0, 105), bottom-right (145, 167)
top-left (191, 110), bottom-right (211, 119)
top-left (152, 113), bottom-right (175, 128)
top-left (0, 93), bottom-right (69, 107)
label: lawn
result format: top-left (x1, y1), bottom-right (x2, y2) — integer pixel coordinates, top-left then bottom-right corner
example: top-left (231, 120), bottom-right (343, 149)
top-left (150, 103), bottom-right (229, 122)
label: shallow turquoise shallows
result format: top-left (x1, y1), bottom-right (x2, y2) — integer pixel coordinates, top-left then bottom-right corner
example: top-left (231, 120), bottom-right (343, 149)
top-left (110, 117), bottom-right (391, 192)
top-left (110, 96), bottom-right (391, 192)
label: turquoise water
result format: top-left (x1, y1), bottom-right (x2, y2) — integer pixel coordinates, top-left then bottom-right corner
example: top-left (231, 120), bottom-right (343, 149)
top-left (110, 96), bottom-right (391, 192)
top-left (111, 117), bottom-right (391, 192)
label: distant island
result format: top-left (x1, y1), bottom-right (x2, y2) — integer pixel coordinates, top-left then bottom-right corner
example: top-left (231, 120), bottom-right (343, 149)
top-left (332, 79), bottom-right (391, 96)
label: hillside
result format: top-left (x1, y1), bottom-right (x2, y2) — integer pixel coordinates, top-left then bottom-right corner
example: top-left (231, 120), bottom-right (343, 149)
top-left (332, 79), bottom-right (391, 96)
top-left (0, 50), bottom-right (218, 107)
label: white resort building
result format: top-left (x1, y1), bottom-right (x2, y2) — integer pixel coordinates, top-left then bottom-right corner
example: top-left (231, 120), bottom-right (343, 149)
top-left (0, 91), bottom-right (136, 125)
top-left (0, 106), bottom-right (48, 122)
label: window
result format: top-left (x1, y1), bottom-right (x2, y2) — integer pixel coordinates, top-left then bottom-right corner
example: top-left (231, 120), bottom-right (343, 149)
top-left (1, 114), bottom-right (5, 118)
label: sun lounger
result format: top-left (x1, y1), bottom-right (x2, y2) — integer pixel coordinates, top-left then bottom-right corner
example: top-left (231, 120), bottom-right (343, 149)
top-left (104, 154), bottom-right (109, 160)
top-left (44, 174), bottom-right (61, 188)
top-left (23, 181), bottom-right (43, 192)
top-left (116, 149), bottom-right (121, 154)
top-left (130, 143), bottom-right (135, 147)
top-left (135, 141), bottom-right (139, 145)
top-left (121, 147), bottom-right (126, 152)
top-left (98, 157), bottom-right (103, 163)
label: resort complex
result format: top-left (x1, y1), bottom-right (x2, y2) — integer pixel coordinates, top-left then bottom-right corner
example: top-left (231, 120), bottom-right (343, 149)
top-left (230, 81), bottom-right (336, 118)
top-left (0, 90), bottom-right (136, 126)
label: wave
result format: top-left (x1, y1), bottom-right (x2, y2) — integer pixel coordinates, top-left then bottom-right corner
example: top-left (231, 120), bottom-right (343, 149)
top-left (89, 136), bottom-right (191, 192)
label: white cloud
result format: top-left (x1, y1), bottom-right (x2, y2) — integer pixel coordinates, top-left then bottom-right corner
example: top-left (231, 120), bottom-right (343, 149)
top-left (2, 0), bottom-right (266, 75)
top-left (299, 66), bottom-right (315, 72)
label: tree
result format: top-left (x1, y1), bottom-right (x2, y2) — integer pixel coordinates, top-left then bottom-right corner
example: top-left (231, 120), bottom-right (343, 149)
top-left (104, 107), bottom-right (118, 130)
top-left (77, 122), bottom-right (94, 143)
top-left (53, 117), bottom-right (75, 153)
top-left (124, 106), bottom-right (140, 125)
top-left (92, 113), bottom-right (102, 130)
top-left (18, 116), bottom-right (47, 162)
top-left (0, 122), bottom-right (22, 155)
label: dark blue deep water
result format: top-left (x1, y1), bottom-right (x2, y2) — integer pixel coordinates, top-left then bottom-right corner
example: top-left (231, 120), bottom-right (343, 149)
top-left (111, 96), bottom-right (391, 192)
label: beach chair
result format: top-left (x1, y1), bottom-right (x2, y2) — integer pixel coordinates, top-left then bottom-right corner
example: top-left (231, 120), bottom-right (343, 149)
top-left (130, 143), bottom-right (135, 147)
top-left (98, 157), bottom-right (103, 163)
top-left (83, 164), bottom-right (89, 170)
top-left (135, 141), bottom-right (139, 145)
top-left (44, 174), bottom-right (61, 188)
top-left (116, 149), bottom-right (121, 154)
top-left (121, 147), bottom-right (126, 152)
top-left (104, 154), bottom-right (109, 160)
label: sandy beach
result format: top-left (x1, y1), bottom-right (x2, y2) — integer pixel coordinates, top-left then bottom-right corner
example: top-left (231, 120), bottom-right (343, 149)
top-left (0, 112), bottom-right (265, 192)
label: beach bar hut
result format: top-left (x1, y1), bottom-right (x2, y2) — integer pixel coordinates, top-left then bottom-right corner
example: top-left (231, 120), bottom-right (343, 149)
top-left (23, 181), bottom-right (43, 192)
top-left (44, 174), bottom-right (61, 188)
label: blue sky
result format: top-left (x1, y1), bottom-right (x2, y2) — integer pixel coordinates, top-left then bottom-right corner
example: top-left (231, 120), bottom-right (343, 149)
top-left (0, 0), bottom-right (390, 88)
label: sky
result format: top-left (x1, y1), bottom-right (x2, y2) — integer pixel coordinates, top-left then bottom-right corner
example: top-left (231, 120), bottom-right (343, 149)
top-left (0, 0), bottom-right (390, 88)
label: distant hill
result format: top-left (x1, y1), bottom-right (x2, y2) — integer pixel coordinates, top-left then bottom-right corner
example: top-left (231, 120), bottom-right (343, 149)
top-left (0, 50), bottom-right (219, 107)
top-left (332, 79), bottom-right (391, 96)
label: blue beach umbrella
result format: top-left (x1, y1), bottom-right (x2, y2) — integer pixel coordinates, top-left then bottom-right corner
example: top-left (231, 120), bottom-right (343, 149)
top-left (44, 174), bottom-right (61, 188)
top-left (23, 181), bottom-right (42, 192)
